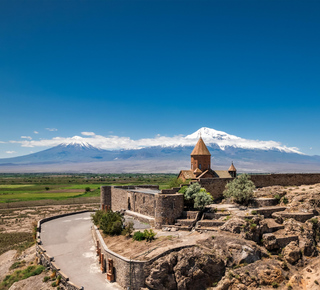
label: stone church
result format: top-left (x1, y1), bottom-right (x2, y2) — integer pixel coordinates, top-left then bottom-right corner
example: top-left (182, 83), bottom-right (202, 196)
top-left (178, 137), bottom-right (237, 181)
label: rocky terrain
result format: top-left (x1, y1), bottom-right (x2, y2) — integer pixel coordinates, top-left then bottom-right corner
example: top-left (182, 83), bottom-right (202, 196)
top-left (145, 183), bottom-right (320, 289)
top-left (2, 184), bottom-right (320, 289)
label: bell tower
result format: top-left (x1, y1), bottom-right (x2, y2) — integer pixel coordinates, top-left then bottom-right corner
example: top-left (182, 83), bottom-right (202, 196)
top-left (191, 137), bottom-right (211, 173)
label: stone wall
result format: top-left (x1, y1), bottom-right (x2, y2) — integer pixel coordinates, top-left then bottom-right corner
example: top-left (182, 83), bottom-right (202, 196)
top-left (154, 193), bottom-right (184, 228)
top-left (199, 178), bottom-right (233, 199)
top-left (93, 225), bottom-right (195, 290)
top-left (198, 173), bottom-right (320, 199)
top-left (101, 185), bottom-right (184, 228)
top-left (250, 173), bottom-right (320, 188)
top-left (130, 191), bottom-right (156, 217)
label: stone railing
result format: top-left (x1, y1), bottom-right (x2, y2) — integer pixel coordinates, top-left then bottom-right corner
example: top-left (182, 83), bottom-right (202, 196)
top-left (36, 210), bottom-right (94, 290)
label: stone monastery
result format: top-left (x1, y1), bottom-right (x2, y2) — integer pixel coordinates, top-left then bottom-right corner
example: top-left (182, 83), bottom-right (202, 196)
top-left (178, 136), bottom-right (237, 181)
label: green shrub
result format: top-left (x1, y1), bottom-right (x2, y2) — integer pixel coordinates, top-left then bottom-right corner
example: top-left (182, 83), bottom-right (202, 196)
top-left (91, 210), bottom-right (104, 226)
top-left (122, 221), bottom-right (134, 236)
top-left (43, 276), bottom-right (50, 282)
top-left (52, 281), bottom-right (57, 287)
top-left (274, 194), bottom-right (281, 202)
top-left (133, 231), bottom-right (145, 241)
top-left (85, 187), bottom-right (91, 192)
top-left (251, 210), bottom-right (257, 215)
top-left (144, 229), bottom-right (156, 242)
top-left (178, 186), bottom-right (188, 194)
top-left (282, 197), bottom-right (289, 205)
top-left (92, 210), bottom-right (124, 236)
top-left (310, 218), bottom-right (318, 225)
top-left (223, 174), bottom-right (255, 204)
top-left (272, 282), bottom-right (279, 288)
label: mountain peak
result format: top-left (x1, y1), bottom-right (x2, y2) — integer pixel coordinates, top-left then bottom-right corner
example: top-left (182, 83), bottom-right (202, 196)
top-left (185, 127), bottom-right (240, 141)
top-left (60, 136), bottom-right (95, 149)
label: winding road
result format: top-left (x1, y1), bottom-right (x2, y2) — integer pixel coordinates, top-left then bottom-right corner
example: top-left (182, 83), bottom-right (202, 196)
top-left (40, 212), bottom-right (120, 290)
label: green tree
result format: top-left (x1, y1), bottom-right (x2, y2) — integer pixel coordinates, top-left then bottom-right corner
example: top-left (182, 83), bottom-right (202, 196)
top-left (223, 174), bottom-right (255, 204)
top-left (183, 182), bottom-right (213, 210)
top-left (194, 188), bottom-right (214, 210)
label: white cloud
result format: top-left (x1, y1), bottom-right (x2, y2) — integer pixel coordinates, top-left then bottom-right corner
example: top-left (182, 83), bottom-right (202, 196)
top-left (7, 127), bottom-right (304, 155)
top-left (21, 136), bottom-right (32, 140)
top-left (34, 131), bottom-right (39, 134)
top-left (6, 151), bottom-right (16, 154)
top-left (46, 128), bottom-right (58, 132)
top-left (0, 141), bottom-right (5, 144)
top-left (81, 132), bottom-right (95, 136)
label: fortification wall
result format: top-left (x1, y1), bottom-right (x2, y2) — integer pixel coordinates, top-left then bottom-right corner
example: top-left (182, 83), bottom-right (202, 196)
top-left (155, 193), bottom-right (184, 228)
top-left (130, 191), bottom-right (156, 217)
top-left (199, 178), bottom-right (233, 199)
top-left (250, 173), bottom-right (320, 187)
top-left (199, 173), bottom-right (320, 199)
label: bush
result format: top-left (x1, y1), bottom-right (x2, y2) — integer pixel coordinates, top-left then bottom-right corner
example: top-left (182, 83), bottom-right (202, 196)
top-left (85, 187), bottom-right (91, 192)
top-left (183, 183), bottom-right (213, 210)
top-left (133, 231), bottom-right (145, 241)
top-left (223, 174), bottom-right (255, 204)
top-left (178, 186), bottom-right (188, 194)
top-left (43, 276), bottom-right (50, 282)
top-left (122, 221), bottom-right (134, 236)
top-left (282, 196), bottom-right (289, 205)
top-left (251, 210), bottom-right (257, 215)
top-left (144, 229), bottom-right (156, 242)
top-left (91, 210), bottom-right (104, 226)
top-left (92, 210), bottom-right (124, 236)
top-left (272, 282), bottom-right (279, 288)
top-left (45, 187), bottom-right (50, 191)
top-left (100, 211), bottom-right (124, 236)
top-left (132, 229), bottom-right (156, 242)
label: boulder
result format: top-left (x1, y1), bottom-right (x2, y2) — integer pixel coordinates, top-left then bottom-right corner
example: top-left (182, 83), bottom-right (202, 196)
top-left (282, 241), bottom-right (301, 264)
top-left (145, 247), bottom-right (225, 290)
top-left (220, 217), bottom-right (244, 234)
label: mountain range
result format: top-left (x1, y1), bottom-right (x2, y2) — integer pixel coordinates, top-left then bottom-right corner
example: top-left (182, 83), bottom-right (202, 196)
top-left (1, 127), bottom-right (320, 173)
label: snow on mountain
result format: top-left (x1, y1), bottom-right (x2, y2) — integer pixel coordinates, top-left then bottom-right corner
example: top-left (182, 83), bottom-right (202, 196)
top-left (184, 127), bottom-right (302, 154)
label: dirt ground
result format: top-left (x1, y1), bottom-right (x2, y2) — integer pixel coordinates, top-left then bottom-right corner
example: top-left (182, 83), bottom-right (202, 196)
top-left (0, 203), bottom-right (99, 233)
top-left (102, 229), bottom-right (212, 260)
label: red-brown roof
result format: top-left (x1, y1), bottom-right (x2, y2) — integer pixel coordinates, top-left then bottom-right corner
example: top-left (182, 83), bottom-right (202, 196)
top-left (191, 137), bottom-right (211, 156)
top-left (228, 162), bottom-right (237, 172)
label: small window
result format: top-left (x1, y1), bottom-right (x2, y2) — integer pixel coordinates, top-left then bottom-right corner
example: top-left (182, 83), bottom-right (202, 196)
top-left (199, 164), bottom-right (201, 169)
top-left (143, 197), bottom-right (145, 203)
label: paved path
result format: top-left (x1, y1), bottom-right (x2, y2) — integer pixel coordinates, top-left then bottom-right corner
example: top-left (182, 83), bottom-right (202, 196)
top-left (40, 212), bottom-right (120, 290)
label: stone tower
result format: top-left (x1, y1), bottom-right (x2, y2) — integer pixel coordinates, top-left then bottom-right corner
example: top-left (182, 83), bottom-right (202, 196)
top-left (191, 137), bottom-right (211, 172)
top-left (228, 162), bottom-right (237, 178)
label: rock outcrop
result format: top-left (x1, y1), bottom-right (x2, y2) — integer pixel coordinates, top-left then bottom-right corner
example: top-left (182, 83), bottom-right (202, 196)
top-left (145, 247), bottom-right (225, 290)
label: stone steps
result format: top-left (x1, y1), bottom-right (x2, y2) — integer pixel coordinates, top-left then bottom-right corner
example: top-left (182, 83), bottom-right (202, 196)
top-left (263, 218), bottom-right (285, 233)
top-left (197, 220), bottom-right (225, 227)
top-left (251, 198), bottom-right (279, 207)
top-left (272, 212), bottom-right (315, 223)
top-left (255, 206), bottom-right (287, 218)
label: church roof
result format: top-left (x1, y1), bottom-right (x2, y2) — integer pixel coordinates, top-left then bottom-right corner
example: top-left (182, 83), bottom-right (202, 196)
top-left (228, 162), bottom-right (237, 172)
top-left (214, 170), bottom-right (233, 178)
top-left (191, 137), bottom-right (211, 156)
top-left (179, 170), bottom-right (196, 180)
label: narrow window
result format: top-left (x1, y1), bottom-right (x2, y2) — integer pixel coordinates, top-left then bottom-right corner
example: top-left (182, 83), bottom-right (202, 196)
top-left (199, 164), bottom-right (201, 169)
top-left (143, 197), bottom-right (145, 203)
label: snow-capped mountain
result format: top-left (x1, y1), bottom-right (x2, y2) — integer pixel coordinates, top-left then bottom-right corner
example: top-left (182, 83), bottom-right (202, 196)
top-left (0, 127), bottom-right (318, 173)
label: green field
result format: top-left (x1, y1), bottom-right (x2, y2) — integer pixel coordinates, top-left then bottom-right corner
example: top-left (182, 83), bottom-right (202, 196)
top-left (0, 173), bottom-right (177, 203)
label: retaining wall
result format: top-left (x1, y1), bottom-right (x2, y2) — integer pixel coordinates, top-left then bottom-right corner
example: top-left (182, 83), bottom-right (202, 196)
top-left (92, 225), bottom-right (195, 290)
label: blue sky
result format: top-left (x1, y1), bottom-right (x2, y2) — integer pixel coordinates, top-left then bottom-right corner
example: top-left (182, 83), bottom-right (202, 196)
top-left (0, 0), bottom-right (320, 158)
